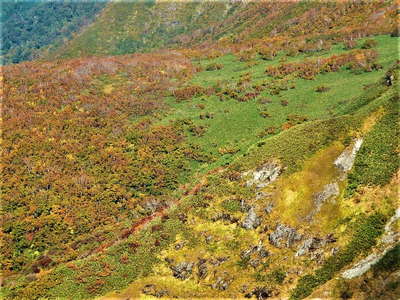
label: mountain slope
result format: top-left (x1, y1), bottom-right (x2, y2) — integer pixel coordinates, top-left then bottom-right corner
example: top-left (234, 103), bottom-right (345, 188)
top-left (1, 2), bottom-right (399, 299)
top-left (50, 0), bottom-right (396, 59)
top-left (1, 0), bottom-right (106, 64)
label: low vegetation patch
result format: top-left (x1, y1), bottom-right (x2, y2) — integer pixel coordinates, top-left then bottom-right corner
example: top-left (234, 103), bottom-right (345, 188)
top-left (290, 213), bottom-right (387, 299)
top-left (346, 95), bottom-right (399, 196)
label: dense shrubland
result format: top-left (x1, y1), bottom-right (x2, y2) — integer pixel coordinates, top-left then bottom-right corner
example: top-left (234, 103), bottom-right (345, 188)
top-left (265, 49), bottom-right (379, 80)
top-left (1, 1), bottom-right (399, 299)
top-left (1, 51), bottom-right (202, 273)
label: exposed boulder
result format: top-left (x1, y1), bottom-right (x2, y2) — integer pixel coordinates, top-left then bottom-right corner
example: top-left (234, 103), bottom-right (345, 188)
top-left (240, 246), bottom-right (267, 268)
top-left (174, 241), bottom-right (185, 250)
top-left (249, 258), bottom-right (261, 268)
top-left (170, 262), bottom-right (194, 280)
top-left (295, 237), bottom-right (322, 257)
top-left (212, 274), bottom-right (231, 291)
top-left (269, 224), bottom-right (302, 248)
top-left (142, 284), bottom-right (168, 298)
top-left (245, 286), bottom-right (273, 299)
top-left (209, 256), bottom-right (229, 266)
top-left (245, 162), bottom-right (282, 189)
top-left (314, 183), bottom-right (339, 205)
top-left (212, 213), bottom-right (239, 224)
top-left (242, 207), bottom-right (261, 230)
top-left (334, 138), bottom-right (363, 174)
top-left (197, 258), bottom-right (208, 279)
top-left (296, 234), bottom-right (337, 257)
top-left (240, 199), bottom-right (251, 212)
top-left (205, 234), bottom-right (213, 244)
top-left (331, 247), bottom-right (339, 256)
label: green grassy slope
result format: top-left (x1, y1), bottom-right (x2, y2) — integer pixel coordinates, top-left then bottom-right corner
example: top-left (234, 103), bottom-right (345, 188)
top-left (2, 34), bottom-right (398, 300)
top-left (158, 35), bottom-right (398, 172)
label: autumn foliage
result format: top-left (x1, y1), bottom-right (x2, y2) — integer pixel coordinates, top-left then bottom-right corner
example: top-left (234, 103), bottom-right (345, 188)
top-left (1, 51), bottom-right (199, 272)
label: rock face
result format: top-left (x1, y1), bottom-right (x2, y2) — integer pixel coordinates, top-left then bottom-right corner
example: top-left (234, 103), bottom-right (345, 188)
top-left (269, 224), bottom-right (302, 248)
top-left (334, 138), bottom-right (363, 173)
top-left (170, 262), bottom-right (194, 280)
top-left (242, 207), bottom-right (261, 230)
top-left (245, 162), bottom-right (282, 189)
top-left (305, 182), bottom-right (339, 221)
top-left (313, 183), bottom-right (339, 205)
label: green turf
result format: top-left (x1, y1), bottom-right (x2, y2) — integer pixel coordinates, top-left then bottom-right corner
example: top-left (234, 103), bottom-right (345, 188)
top-left (157, 35), bottom-right (399, 173)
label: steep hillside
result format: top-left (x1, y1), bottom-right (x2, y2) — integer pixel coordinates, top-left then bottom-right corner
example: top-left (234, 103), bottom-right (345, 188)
top-left (1, 1), bottom-right (399, 300)
top-left (1, 0), bottom-right (106, 64)
top-left (51, 0), bottom-right (397, 59)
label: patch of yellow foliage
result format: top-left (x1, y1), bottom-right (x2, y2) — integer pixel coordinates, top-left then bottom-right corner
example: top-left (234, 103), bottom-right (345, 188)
top-left (103, 84), bottom-right (114, 94)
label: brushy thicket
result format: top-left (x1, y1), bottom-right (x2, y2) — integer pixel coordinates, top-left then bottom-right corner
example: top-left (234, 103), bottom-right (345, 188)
top-left (265, 49), bottom-right (379, 80)
top-left (1, 52), bottom-right (202, 272)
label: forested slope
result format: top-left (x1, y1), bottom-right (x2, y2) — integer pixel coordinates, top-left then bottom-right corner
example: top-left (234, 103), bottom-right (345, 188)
top-left (1, 0), bottom-right (106, 64)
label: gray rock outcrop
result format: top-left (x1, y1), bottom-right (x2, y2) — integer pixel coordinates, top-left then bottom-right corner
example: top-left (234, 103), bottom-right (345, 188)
top-left (296, 234), bottom-right (337, 257)
top-left (242, 207), bottom-right (261, 229)
top-left (245, 162), bottom-right (282, 189)
top-left (334, 138), bottom-right (363, 174)
top-left (212, 274), bottom-right (231, 291)
top-left (170, 262), bottom-right (194, 280)
top-left (295, 237), bottom-right (323, 257)
top-left (264, 202), bottom-right (274, 214)
top-left (269, 224), bottom-right (302, 248)
top-left (241, 241), bottom-right (269, 259)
